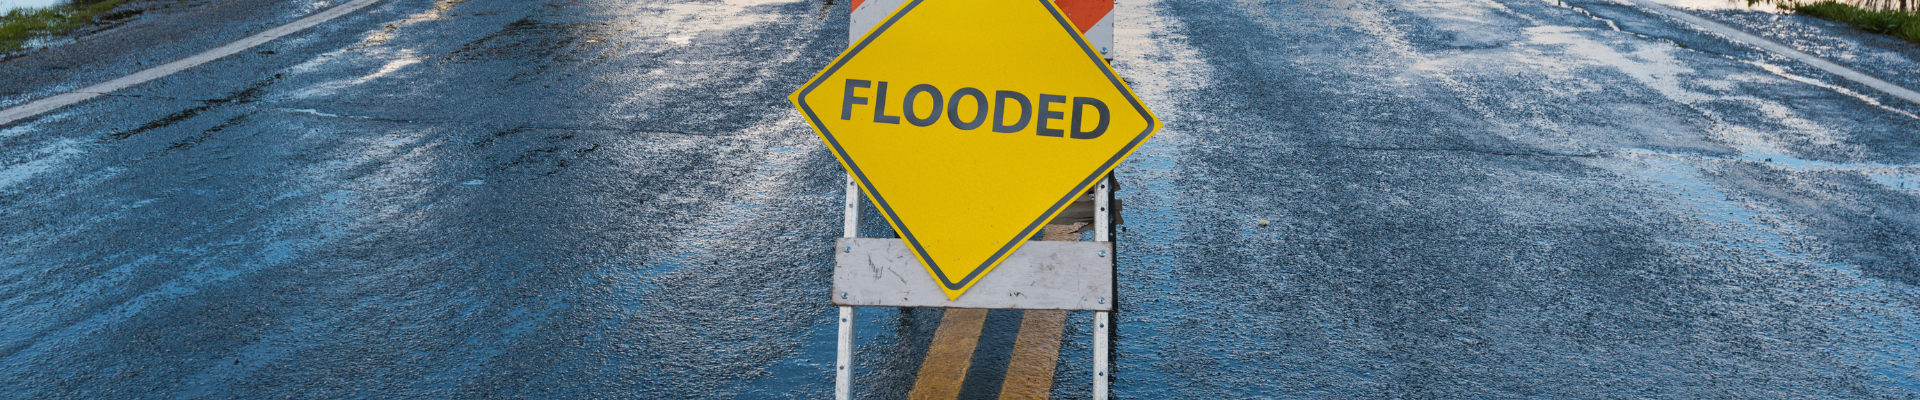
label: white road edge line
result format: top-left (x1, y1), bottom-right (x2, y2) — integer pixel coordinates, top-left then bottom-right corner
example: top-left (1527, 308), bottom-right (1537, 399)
top-left (1622, 0), bottom-right (1920, 106)
top-left (0, 0), bottom-right (383, 127)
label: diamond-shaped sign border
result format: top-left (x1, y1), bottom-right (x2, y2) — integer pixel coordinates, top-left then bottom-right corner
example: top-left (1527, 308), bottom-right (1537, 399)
top-left (795, 0), bottom-right (1158, 292)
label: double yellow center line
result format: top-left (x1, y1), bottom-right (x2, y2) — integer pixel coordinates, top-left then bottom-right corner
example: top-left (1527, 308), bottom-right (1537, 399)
top-left (907, 224), bottom-right (1082, 400)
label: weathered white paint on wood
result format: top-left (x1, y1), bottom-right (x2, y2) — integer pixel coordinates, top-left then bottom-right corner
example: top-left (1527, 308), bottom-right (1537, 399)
top-left (832, 237), bottom-right (1113, 311)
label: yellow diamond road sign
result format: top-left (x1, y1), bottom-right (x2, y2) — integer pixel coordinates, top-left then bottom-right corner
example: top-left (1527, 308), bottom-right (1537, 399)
top-left (791, 0), bottom-right (1158, 300)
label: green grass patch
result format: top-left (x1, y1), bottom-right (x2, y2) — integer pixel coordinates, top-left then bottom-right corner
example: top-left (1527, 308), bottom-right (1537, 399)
top-left (1785, 1), bottom-right (1920, 44)
top-left (1, 0), bottom-right (126, 53)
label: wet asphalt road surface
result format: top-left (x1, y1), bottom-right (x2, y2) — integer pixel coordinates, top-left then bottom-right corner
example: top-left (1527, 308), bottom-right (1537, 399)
top-left (1, 0), bottom-right (1917, 398)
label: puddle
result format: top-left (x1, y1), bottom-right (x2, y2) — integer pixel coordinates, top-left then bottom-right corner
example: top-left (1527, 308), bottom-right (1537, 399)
top-left (0, 113), bottom-right (70, 138)
top-left (352, 0), bottom-right (475, 50)
top-left (724, 311), bottom-right (837, 397)
top-left (653, 0), bottom-right (808, 46)
top-left (1528, 26), bottom-right (1716, 103)
top-left (1096, 0), bottom-right (1226, 396)
top-left (286, 50), bottom-right (425, 100)
top-left (1631, 155), bottom-right (1786, 249)
top-left (1609, 152), bottom-right (1920, 393)
top-left (1744, 60), bottom-right (1920, 119)
top-left (0, 0), bottom-right (62, 11)
top-left (0, 138), bottom-right (85, 191)
top-left (1866, 173), bottom-right (1918, 193)
top-left (602, 115), bottom-right (819, 307)
top-left (1635, 0), bottom-right (1783, 11)
top-left (1522, 24), bottom-right (1918, 195)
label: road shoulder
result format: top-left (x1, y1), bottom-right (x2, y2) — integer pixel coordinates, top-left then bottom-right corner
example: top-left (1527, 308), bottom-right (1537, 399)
top-left (0, 0), bottom-right (367, 111)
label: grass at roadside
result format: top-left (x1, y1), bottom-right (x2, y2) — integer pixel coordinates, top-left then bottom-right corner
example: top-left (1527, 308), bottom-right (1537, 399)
top-left (1784, 1), bottom-right (1920, 44)
top-left (0, 0), bottom-right (127, 53)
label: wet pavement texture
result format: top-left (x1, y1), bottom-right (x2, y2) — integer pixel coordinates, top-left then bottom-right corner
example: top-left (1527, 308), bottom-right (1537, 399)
top-left (0, 0), bottom-right (1916, 398)
top-left (0, 0), bottom-right (351, 100)
top-left (1689, 4), bottom-right (1920, 95)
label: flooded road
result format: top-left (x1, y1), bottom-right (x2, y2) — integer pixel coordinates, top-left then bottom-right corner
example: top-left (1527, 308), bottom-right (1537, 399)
top-left (0, 0), bottom-right (1916, 398)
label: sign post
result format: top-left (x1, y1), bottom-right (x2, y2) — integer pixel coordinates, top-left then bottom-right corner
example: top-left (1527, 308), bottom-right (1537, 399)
top-left (801, 0), bottom-right (1152, 398)
top-left (1093, 176), bottom-right (1112, 399)
top-left (836, 176), bottom-right (859, 400)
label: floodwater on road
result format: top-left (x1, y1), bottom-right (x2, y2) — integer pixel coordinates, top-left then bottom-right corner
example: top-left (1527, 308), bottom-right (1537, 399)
top-left (0, 0), bottom-right (1916, 398)
top-left (1639, 0), bottom-right (1780, 10)
top-left (1, 0), bottom-right (62, 12)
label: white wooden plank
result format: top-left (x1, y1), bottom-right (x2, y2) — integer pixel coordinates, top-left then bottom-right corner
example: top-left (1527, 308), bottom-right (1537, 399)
top-left (833, 238), bottom-right (1113, 311)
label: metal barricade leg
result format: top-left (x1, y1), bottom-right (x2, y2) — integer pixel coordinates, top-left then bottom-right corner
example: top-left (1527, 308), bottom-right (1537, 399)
top-left (1094, 311), bottom-right (1109, 400)
top-left (837, 173), bottom-right (860, 400)
top-left (836, 306), bottom-right (855, 400)
top-left (1093, 174), bottom-right (1113, 400)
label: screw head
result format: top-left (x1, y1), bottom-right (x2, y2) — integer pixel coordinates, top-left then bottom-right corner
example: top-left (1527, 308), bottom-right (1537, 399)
top-left (841, 292), bottom-right (849, 299)
top-left (844, 246), bottom-right (852, 253)
top-left (1098, 297), bottom-right (1107, 304)
top-left (1098, 250), bottom-right (1107, 257)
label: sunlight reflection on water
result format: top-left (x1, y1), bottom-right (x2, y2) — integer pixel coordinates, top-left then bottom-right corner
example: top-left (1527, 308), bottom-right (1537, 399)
top-left (1, 0), bottom-right (64, 12)
top-left (1640, 0), bottom-right (1784, 10)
